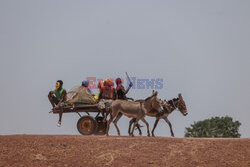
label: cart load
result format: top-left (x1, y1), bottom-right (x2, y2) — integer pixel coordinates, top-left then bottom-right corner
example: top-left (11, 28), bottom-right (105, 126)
top-left (66, 86), bottom-right (96, 105)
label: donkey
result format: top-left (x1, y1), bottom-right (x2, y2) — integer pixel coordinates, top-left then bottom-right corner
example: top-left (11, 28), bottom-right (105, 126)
top-left (106, 91), bottom-right (163, 137)
top-left (128, 94), bottom-right (188, 137)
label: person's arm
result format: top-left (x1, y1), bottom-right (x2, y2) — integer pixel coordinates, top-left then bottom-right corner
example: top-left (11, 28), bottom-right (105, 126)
top-left (113, 88), bottom-right (117, 100)
top-left (98, 89), bottom-right (103, 100)
top-left (59, 89), bottom-right (67, 103)
top-left (88, 88), bottom-right (95, 96)
top-left (124, 83), bottom-right (133, 95)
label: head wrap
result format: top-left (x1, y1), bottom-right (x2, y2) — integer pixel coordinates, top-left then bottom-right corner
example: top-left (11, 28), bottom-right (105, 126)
top-left (105, 78), bottom-right (114, 86)
top-left (115, 78), bottom-right (122, 85)
top-left (82, 80), bottom-right (89, 87)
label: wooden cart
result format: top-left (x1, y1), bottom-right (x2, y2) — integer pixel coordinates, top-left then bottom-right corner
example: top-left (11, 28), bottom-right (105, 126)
top-left (52, 104), bottom-right (107, 135)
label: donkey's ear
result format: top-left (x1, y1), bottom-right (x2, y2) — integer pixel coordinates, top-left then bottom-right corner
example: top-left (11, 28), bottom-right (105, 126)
top-left (152, 90), bottom-right (155, 95)
top-left (155, 91), bottom-right (158, 96)
top-left (178, 93), bottom-right (182, 99)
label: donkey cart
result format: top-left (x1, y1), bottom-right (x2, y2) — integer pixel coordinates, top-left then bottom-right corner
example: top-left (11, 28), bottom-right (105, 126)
top-left (52, 104), bottom-right (107, 135)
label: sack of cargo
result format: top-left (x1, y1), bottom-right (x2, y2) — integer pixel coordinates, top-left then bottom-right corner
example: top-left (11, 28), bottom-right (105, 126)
top-left (66, 86), bottom-right (96, 104)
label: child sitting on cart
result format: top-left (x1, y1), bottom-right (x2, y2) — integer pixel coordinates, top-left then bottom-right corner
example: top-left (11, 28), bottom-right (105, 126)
top-left (48, 80), bottom-right (67, 127)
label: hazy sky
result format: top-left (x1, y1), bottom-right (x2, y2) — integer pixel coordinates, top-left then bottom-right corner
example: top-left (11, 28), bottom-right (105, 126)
top-left (0, 0), bottom-right (249, 137)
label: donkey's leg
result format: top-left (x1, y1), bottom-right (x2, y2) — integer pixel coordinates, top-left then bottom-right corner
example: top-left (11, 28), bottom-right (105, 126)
top-left (137, 123), bottom-right (142, 136)
top-left (100, 109), bottom-right (105, 121)
top-left (163, 117), bottom-right (174, 137)
top-left (128, 118), bottom-right (134, 136)
top-left (141, 117), bottom-right (150, 137)
top-left (131, 119), bottom-right (139, 137)
top-left (105, 111), bottom-right (110, 122)
top-left (113, 112), bottom-right (123, 136)
top-left (106, 110), bottom-right (118, 136)
top-left (105, 119), bottom-right (112, 136)
top-left (129, 120), bottom-right (142, 135)
top-left (151, 118), bottom-right (160, 137)
top-left (129, 118), bottom-right (140, 136)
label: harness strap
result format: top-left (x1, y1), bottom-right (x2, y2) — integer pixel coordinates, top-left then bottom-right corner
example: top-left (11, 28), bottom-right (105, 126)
top-left (171, 99), bottom-right (179, 110)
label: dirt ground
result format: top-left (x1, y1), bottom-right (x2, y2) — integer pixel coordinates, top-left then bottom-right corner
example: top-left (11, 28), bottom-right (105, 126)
top-left (0, 135), bottom-right (249, 167)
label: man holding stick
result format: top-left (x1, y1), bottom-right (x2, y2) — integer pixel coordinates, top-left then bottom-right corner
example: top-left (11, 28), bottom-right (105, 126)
top-left (115, 75), bottom-right (133, 100)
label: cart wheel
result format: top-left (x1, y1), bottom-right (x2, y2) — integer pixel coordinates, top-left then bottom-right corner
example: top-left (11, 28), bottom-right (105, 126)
top-left (95, 116), bottom-right (107, 135)
top-left (77, 115), bottom-right (97, 135)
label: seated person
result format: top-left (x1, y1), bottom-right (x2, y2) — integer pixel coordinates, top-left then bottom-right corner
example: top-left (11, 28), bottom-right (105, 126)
top-left (97, 80), bottom-right (104, 99)
top-left (97, 78), bottom-right (117, 121)
top-left (98, 78), bottom-right (116, 100)
top-left (82, 80), bottom-right (93, 94)
top-left (48, 80), bottom-right (67, 127)
top-left (115, 78), bottom-right (133, 100)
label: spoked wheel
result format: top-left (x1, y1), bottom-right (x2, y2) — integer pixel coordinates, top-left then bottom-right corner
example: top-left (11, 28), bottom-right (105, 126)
top-left (77, 115), bottom-right (97, 135)
top-left (94, 116), bottom-right (107, 135)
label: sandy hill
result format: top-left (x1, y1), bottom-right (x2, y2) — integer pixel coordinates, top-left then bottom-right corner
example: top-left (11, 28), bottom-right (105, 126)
top-left (0, 135), bottom-right (249, 167)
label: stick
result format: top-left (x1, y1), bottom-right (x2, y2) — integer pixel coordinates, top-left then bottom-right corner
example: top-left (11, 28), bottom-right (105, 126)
top-left (126, 72), bottom-right (132, 84)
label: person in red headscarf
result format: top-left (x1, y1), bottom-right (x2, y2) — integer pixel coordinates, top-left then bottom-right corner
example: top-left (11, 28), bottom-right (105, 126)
top-left (115, 78), bottom-right (133, 100)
